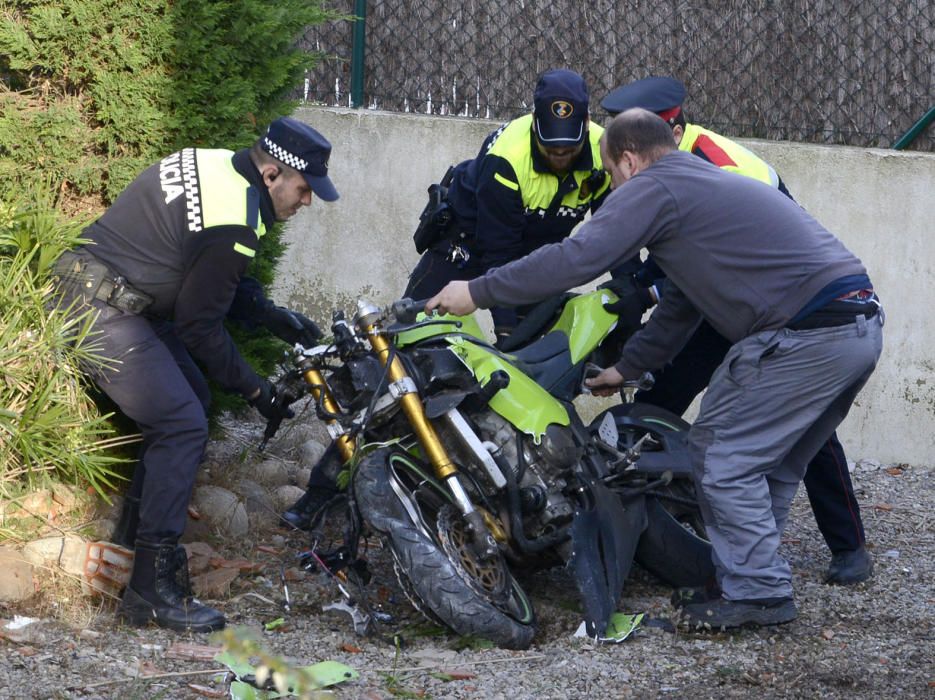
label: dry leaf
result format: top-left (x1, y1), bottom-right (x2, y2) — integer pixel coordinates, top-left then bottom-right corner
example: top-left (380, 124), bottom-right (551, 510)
top-left (185, 542), bottom-right (219, 558)
top-left (209, 557), bottom-right (262, 573)
top-left (192, 567), bottom-right (240, 597)
top-left (187, 684), bottom-right (226, 698)
top-left (257, 545), bottom-right (281, 555)
top-left (440, 670), bottom-right (476, 680)
top-left (165, 642), bottom-right (223, 662)
top-left (821, 629), bottom-right (835, 640)
top-left (17, 646), bottom-right (37, 657)
top-left (188, 555), bottom-right (214, 576)
top-left (139, 660), bottom-right (162, 676)
top-left (884, 467), bottom-right (904, 476)
top-left (283, 567), bottom-right (306, 582)
top-left (872, 503), bottom-right (893, 512)
top-left (340, 643), bottom-right (362, 653)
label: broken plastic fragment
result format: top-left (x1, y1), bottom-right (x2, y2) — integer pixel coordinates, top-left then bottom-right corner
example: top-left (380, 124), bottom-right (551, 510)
top-left (573, 612), bottom-right (644, 643)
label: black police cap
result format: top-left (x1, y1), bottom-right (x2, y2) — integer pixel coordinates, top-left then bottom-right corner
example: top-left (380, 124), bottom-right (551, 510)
top-left (601, 76), bottom-right (686, 117)
top-left (261, 117), bottom-right (339, 201)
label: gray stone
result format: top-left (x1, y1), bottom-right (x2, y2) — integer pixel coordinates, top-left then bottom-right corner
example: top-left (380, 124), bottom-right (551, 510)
top-left (235, 479), bottom-right (276, 517)
top-left (20, 536), bottom-right (68, 566)
top-left (275, 422), bottom-right (323, 452)
top-left (0, 546), bottom-right (35, 602)
top-left (298, 439), bottom-right (328, 467)
top-left (272, 485), bottom-right (306, 512)
top-left (294, 467), bottom-right (312, 488)
top-left (234, 479), bottom-right (279, 525)
top-left (191, 486), bottom-right (249, 537)
top-left (253, 459), bottom-right (292, 487)
top-left (82, 518), bottom-right (117, 541)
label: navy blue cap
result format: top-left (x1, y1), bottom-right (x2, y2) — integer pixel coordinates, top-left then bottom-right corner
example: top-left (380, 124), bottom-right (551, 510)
top-left (261, 117), bottom-right (339, 201)
top-left (533, 69), bottom-right (590, 146)
top-left (601, 76), bottom-right (686, 119)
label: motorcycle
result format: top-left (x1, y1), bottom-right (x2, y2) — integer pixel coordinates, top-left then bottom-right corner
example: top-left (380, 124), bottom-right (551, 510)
top-left (266, 288), bottom-right (712, 649)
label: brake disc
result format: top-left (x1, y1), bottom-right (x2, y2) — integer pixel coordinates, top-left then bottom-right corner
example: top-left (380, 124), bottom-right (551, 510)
top-left (436, 504), bottom-right (512, 606)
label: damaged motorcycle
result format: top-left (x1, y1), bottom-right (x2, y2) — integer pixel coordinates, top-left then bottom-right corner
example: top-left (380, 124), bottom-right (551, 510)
top-left (265, 288), bottom-right (713, 649)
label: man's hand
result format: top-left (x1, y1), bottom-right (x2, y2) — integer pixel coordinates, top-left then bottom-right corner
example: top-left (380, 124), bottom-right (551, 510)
top-left (262, 306), bottom-right (323, 347)
top-left (426, 280), bottom-right (477, 316)
top-left (584, 366), bottom-right (625, 397)
top-left (249, 378), bottom-right (295, 422)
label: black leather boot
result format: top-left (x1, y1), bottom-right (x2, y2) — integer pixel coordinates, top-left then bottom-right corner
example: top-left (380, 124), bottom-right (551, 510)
top-left (280, 485), bottom-right (339, 531)
top-left (119, 540), bottom-right (225, 632)
top-left (825, 546), bottom-right (873, 585)
top-left (110, 496), bottom-right (140, 548)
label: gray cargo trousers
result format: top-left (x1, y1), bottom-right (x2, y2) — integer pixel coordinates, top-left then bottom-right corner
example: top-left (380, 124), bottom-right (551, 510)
top-left (689, 312), bottom-right (883, 601)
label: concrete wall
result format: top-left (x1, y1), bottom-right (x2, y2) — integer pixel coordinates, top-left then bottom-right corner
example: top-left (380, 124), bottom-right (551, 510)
top-left (275, 107), bottom-right (935, 466)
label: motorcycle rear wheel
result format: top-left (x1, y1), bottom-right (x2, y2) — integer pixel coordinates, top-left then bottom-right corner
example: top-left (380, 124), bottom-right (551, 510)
top-left (354, 447), bottom-right (537, 650)
top-left (592, 403), bottom-right (715, 587)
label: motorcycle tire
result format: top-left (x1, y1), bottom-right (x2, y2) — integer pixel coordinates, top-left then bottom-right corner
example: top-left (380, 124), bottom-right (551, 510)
top-left (591, 402), bottom-right (715, 587)
top-left (354, 447), bottom-right (536, 650)
top-left (636, 496), bottom-right (715, 588)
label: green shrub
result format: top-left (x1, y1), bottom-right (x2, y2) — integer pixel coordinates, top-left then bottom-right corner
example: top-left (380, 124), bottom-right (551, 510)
top-left (0, 194), bottom-right (135, 497)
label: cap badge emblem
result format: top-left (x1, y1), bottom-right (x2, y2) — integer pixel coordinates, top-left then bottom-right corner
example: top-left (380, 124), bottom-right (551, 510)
top-left (551, 100), bottom-right (574, 119)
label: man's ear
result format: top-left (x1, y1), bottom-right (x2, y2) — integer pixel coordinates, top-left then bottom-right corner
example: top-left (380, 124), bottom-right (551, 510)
top-left (260, 164), bottom-right (281, 187)
top-left (622, 150), bottom-right (640, 177)
top-left (671, 124), bottom-right (684, 146)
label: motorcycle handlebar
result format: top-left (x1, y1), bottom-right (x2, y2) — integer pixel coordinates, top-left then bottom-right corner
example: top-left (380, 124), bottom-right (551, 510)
top-left (391, 297), bottom-right (432, 324)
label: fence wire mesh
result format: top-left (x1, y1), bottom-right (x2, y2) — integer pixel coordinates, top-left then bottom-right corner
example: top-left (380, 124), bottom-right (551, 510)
top-left (298, 0), bottom-right (934, 151)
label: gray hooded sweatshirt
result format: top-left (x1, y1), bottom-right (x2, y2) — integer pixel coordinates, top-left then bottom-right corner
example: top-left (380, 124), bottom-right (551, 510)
top-left (468, 150), bottom-right (868, 378)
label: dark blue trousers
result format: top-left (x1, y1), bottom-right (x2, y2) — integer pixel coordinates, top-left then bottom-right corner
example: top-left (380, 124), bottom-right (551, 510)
top-left (82, 302), bottom-right (211, 542)
top-left (637, 319), bottom-right (866, 554)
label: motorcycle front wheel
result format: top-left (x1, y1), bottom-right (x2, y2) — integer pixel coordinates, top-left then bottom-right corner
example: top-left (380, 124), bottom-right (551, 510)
top-left (353, 447), bottom-right (536, 650)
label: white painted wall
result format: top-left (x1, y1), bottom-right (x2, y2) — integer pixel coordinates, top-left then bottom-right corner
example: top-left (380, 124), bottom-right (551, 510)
top-left (274, 107), bottom-right (935, 466)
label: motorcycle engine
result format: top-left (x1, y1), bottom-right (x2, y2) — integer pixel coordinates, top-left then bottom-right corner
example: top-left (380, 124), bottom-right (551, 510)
top-left (467, 411), bottom-right (579, 534)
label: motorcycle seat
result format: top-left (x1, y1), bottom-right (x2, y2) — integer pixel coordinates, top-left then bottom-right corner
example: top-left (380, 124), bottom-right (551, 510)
top-left (509, 331), bottom-right (580, 398)
top-left (509, 331), bottom-right (569, 365)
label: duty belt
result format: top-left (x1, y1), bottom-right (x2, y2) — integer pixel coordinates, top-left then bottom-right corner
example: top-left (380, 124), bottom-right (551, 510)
top-left (52, 250), bottom-right (153, 315)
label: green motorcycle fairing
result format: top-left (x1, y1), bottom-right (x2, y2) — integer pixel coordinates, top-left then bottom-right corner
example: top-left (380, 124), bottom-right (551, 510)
top-left (394, 310), bottom-right (566, 441)
top-left (390, 292), bottom-right (618, 442)
top-left (548, 288), bottom-right (620, 364)
top-left (395, 312), bottom-right (486, 347)
top-left (447, 336), bottom-right (569, 443)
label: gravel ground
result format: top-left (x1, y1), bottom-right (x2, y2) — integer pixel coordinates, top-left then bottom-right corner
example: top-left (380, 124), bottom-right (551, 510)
top-left (1, 421), bottom-right (932, 700)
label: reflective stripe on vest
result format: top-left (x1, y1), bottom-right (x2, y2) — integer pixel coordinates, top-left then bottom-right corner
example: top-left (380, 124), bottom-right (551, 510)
top-left (680, 124), bottom-right (779, 188)
top-left (193, 149), bottom-right (267, 243)
top-left (486, 115), bottom-right (609, 215)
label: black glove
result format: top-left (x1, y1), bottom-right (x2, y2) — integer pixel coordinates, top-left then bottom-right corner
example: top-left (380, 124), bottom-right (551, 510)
top-left (601, 275), bottom-right (655, 331)
top-left (249, 378), bottom-right (295, 422)
top-left (262, 305), bottom-right (323, 347)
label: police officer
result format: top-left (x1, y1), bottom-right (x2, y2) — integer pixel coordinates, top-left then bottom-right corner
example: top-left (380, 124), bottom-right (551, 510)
top-left (600, 77), bottom-right (872, 586)
top-left (51, 117), bottom-right (338, 632)
top-left (405, 68), bottom-right (611, 342)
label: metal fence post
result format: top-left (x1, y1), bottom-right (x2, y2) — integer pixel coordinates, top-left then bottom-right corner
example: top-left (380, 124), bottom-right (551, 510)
top-left (893, 106), bottom-right (935, 150)
top-left (350, 0), bottom-right (367, 108)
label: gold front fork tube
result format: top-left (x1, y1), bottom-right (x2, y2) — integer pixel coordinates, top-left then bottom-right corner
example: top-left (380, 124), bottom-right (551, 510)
top-left (303, 367), bottom-right (356, 463)
top-left (364, 328), bottom-right (459, 481)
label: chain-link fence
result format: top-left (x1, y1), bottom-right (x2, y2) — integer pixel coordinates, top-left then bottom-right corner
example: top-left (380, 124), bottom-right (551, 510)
top-left (298, 0), bottom-right (934, 151)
